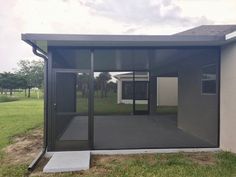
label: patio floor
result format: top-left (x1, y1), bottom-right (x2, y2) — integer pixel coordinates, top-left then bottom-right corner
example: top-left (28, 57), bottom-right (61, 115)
top-left (60, 115), bottom-right (214, 149)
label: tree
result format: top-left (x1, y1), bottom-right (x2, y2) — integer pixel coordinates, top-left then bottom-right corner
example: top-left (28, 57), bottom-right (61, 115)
top-left (96, 72), bottom-right (111, 98)
top-left (107, 81), bottom-right (116, 93)
top-left (77, 73), bottom-right (89, 97)
top-left (17, 59), bottom-right (44, 97)
top-left (0, 73), bottom-right (3, 94)
top-left (0, 72), bottom-right (26, 95)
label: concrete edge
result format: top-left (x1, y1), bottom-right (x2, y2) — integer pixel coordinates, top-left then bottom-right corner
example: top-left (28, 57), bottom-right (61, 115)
top-left (45, 148), bottom-right (221, 157)
top-left (43, 151), bottom-right (91, 173)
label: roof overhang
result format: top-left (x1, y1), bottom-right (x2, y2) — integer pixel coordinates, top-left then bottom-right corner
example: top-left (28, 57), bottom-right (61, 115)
top-left (225, 31), bottom-right (236, 41)
top-left (21, 33), bottom-right (236, 54)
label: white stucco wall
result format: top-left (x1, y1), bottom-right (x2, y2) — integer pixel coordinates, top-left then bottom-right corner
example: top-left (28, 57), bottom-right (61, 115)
top-left (157, 77), bottom-right (178, 106)
top-left (117, 77), bottom-right (148, 104)
top-left (117, 76), bottom-right (178, 106)
top-left (220, 42), bottom-right (236, 153)
top-left (117, 80), bottom-right (122, 104)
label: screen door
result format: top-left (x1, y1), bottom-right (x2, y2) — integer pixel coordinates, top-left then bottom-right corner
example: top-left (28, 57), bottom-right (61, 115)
top-left (53, 70), bottom-right (92, 150)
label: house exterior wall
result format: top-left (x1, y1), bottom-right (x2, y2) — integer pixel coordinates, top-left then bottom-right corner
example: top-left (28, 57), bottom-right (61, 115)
top-left (117, 77), bottom-right (148, 104)
top-left (157, 77), bottom-right (178, 106)
top-left (178, 49), bottom-right (219, 146)
top-left (220, 42), bottom-right (236, 153)
top-left (117, 77), bottom-right (178, 106)
top-left (117, 79), bottom-right (122, 104)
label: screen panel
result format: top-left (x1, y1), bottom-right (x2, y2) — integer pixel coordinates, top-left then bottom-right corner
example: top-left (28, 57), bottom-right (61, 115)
top-left (54, 71), bottom-right (90, 150)
top-left (94, 49), bottom-right (150, 71)
top-left (52, 49), bottom-right (91, 69)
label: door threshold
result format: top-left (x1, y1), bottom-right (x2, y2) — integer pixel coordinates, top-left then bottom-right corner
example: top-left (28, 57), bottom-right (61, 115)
top-left (45, 148), bottom-right (221, 157)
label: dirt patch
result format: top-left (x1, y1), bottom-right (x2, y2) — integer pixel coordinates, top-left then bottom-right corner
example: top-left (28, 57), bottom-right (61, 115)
top-left (93, 155), bottom-right (130, 165)
top-left (185, 152), bottom-right (217, 165)
top-left (3, 128), bottom-right (43, 165)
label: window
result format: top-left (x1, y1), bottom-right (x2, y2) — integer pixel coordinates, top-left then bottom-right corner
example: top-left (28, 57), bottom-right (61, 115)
top-left (135, 81), bottom-right (148, 100)
top-left (122, 81), bottom-right (148, 100)
top-left (122, 81), bottom-right (133, 99)
top-left (201, 64), bottom-right (217, 94)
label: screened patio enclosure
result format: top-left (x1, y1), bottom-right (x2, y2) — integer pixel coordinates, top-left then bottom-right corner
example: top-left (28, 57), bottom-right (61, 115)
top-left (50, 47), bottom-right (219, 151)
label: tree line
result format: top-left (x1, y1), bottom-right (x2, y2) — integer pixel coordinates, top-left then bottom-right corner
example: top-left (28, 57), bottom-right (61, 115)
top-left (0, 59), bottom-right (44, 97)
top-left (77, 72), bottom-right (116, 98)
top-left (0, 60), bottom-right (116, 98)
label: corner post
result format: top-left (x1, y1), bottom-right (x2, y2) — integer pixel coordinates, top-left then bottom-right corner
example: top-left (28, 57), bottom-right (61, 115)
top-left (89, 49), bottom-right (94, 149)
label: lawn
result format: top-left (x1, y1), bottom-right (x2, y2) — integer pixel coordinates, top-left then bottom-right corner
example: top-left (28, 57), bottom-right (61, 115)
top-left (32, 152), bottom-right (236, 177)
top-left (0, 95), bottom-right (19, 103)
top-left (0, 92), bottom-right (43, 176)
top-left (0, 94), bottom-right (43, 150)
top-left (77, 91), bottom-right (177, 115)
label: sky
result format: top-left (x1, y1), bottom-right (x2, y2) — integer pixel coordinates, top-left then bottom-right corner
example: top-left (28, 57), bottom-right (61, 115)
top-left (0, 0), bottom-right (235, 72)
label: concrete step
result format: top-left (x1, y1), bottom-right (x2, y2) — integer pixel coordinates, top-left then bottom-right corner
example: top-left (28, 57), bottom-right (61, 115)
top-left (43, 151), bottom-right (90, 173)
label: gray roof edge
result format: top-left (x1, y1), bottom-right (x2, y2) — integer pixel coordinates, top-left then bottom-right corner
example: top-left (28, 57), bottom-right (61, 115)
top-left (21, 34), bottom-right (48, 55)
top-left (21, 33), bottom-right (225, 42)
top-left (174, 25), bottom-right (236, 36)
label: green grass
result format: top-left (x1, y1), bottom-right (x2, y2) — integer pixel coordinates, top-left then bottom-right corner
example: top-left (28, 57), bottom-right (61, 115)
top-left (0, 92), bottom-right (43, 176)
top-left (74, 152), bottom-right (236, 177)
top-left (157, 106), bottom-right (178, 114)
top-left (30, 152), bottom-right (236, 177)
top-left (13, 89), bottom-right (44, 99)
top-left (94, 93), bottom-right (133, 114)
top-left (77, 91), bottom-right (177, 115)
top-left (0, 164), bottom-right (29, 177)
top-left (77, 91), bottom-right (134, 114)
top-left (0, 95), bottom-right (19, 103)
top-left (0, 98), bottom-right (43, 150)
top-left (1, 151), bottom-right (236, 177)
top-left (97, 152), bottom-right (236, 177)
top-left (1, 150), bottom-right (236, 177)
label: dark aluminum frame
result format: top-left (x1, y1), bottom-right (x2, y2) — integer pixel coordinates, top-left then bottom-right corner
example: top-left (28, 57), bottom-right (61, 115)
top-left (133, 71), bottom-right (150, 115)
top-left (45, 46), bottom-right (221, 151)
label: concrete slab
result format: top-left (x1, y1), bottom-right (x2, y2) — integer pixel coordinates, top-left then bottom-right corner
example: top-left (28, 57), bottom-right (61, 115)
top-left (43, 151), bottom-right (90, 173)
top-left (60, 115), bottom-right (213, 149)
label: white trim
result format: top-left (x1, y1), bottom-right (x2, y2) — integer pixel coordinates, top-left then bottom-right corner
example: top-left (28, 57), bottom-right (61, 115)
top-left (90, 148), bottom-right (221, 155)
top-left (45, 148), bottom-right (221, 157)
top-left (201, 64), bottom-right (217, 95)
top-left (120, 99), bottom-right (148, 104)
top-left (225, 31), bottom-right (236, 40)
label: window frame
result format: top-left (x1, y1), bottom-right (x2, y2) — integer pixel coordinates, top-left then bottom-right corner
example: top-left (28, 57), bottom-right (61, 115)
top-left (201, 64), bottom-right (217, 95)
top-left (121, 80), bottom-right (149, 100)
top-left (122, 81), bottom-right (133, 100)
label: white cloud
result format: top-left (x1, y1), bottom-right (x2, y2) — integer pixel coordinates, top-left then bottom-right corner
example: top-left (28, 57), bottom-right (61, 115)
top-left (0, 0), bottom-right (235, 72)
top-left (82, 0), bottom-right (213, 27)
top-left (177, 0), bottom-right (236, 24)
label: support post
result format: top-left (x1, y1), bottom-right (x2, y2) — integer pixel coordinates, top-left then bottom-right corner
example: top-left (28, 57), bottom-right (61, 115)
top-left (89, 49), bottom-right (94, 149)
top-left (149, 75), bottom-right (157, 115)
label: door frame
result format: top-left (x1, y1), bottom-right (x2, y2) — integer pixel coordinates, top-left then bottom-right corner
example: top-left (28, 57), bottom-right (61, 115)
top-left (52, 68), bottom-right (94, 150)
top-left (133, 71), bottom-right (150, 115)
